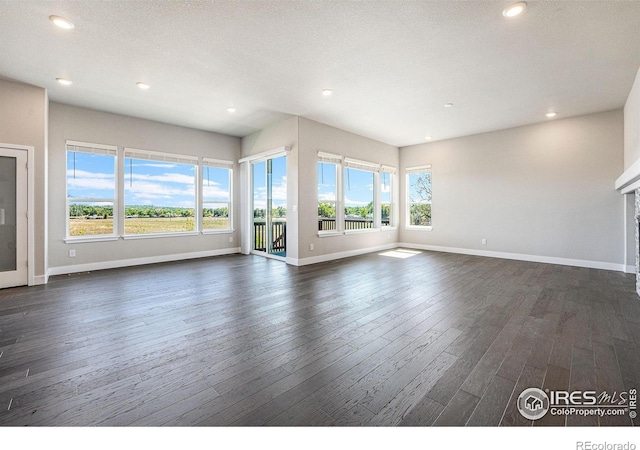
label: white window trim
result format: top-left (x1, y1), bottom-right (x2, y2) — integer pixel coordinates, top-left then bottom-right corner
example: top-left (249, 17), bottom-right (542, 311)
top-left (405, 166), bottom-right (433, 231)
top-left (64, 236), bottom-right (120, 244)
top-left (343, 165), bottom-right (375, 230)
top-left (122, 231), bottom-right (200, 240)
top-left (201, 159), bottom-right (234, 232)
top-left (380, 170), bottom-right (393, 228)
top-left (317, 157), bottom-right (343, 236)
top-left (123, 148), bottom-right (199, 236)
top-left (66, 141), bottom-right (118, 240)
top-left (317, 153), bottom-right (398, 237)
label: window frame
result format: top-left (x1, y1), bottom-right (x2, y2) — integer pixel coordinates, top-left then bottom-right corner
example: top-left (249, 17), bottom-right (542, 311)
top-left (317, 153), bottom-right (397, 237)
top-left (65, 141), bottom-right (119, 242)
top-left (317, 152), bottom-right (343, 237)
top-left (343, 158), bottom-right (378, 234)
top-left (201, 158), bottom-right (234, 234)
top-left (380, 166), bottom-right (395, 229)
top-left (122, 147), bottom-right (199, 238)
top-left (406, 165), bottom-right (433, 231)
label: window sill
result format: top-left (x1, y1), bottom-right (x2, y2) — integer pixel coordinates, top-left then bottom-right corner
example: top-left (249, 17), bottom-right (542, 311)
top-left (202, 229), bottom-right (235, 235)
top-left (344, 228), bottom-right (379, 235)
top-left (318, 231), bottom-right (343, 238)
top-left (123, 231), bottom-right (200, 240)
top-left (65, 236), bottom-right (120, 244)
top-left (381, 226), bottom-right (397, 231)
top-left (405, 226), bottom-right (433, 232)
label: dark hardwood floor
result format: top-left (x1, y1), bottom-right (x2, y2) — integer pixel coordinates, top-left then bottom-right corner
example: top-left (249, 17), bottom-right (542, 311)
top-left (0, 250), bottom-right (638, 426)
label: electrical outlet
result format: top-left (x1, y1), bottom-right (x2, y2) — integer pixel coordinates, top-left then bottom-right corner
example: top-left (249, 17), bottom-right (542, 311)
top-left (293, 205), bottom-right (297, 212)
top-left (309, 244), bottom-right (314, 251)
top-left (481, 239), bottom-right (487, 245)
top-left (229, 236), bottom-right (233, 243)
top-left (69, 249), bottom-right (76, 258)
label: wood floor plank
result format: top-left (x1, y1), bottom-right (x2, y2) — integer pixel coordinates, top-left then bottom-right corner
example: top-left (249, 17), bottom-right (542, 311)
top-left (432, 389), bottom-right (480, 426)
top-left (466, 375), bottom-right (515, 426)
top-left (0, 251), bottom-right (636, 427)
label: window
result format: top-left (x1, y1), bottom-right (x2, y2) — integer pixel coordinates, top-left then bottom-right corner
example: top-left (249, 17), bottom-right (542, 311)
top-left (380, 167), bottom-right (394, 227)
top-left (124, 149), bottom-right (198, 235)
top-left (202, 159), bottom-right (233, 231)
top-left (406, 165), bottom-right (432, 228)
top-left (66, 141), bottom-right (117, 238)
top-left (344, 158), bottom-right (377, 231)
top-left (317, 152), bottom-right (341, 233)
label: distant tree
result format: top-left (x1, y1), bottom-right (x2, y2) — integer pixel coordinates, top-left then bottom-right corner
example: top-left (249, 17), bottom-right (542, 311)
top-left (409, 173), bottom-right (432, 226)
top-left (318, 202), bottom-right (336, 218)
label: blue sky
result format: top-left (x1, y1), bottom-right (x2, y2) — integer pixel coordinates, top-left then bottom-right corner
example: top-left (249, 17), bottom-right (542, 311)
top-left (67, 152), bottom-right (230, 208)
top-left (68, 152), bottom-right (389, 210)
top-left (253, 156), bottom-right (287, 209)
top-left (318, 163), bottom-right (379, 207)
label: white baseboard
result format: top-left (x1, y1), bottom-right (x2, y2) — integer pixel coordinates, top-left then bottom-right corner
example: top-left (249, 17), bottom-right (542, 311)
top-left (624, 264), bottom-right (636, 274)
top-left (398, 242), bottom-right (628, 272)
top-left (48, 247), bottom-right (241, 277)
top-left (287, 243), bottom-right (398, 266)
top-left (32, 274), bottom-right (48, 286)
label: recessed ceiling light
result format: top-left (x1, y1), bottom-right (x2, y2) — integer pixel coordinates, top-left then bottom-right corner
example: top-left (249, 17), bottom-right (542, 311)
top-left (136, 82), bottom-right (150, 90)
top-left (444, 103), bottom-right (454, 108)
top-left (227, 107), bottom-right (236, 113)
top-left (545, 112), bottom-right (557, 118)
top-left (425, 136), bottom-right (433, 140)
top-left (322, 89), bottom-right (333, 97)
top-left (56, 78), bottom-right (73, 86)
top-left (502, 2), bottom-right (527, 17)
top-left (49, 15), bottom-right (74, 29)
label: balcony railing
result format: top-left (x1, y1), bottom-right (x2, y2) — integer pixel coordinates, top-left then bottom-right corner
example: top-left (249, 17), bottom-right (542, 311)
top-left (318, 218), bottom-right (389, 231)
top-left (253, 220), bottom-right (286, 252)
top-left (254, 218), bottom-right (391, 252)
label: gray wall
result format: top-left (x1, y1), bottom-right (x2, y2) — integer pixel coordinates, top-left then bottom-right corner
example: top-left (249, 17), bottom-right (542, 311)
top-left (297, 117), bottom-right (399, 262)
top-left (48, 102), bottom-right (241, 270)
top-left (0, 78), bottom-right (48, 282)
top-left (240, 116), bottom-right (299, 259)
top-left (625, 68), bottom-right (640, 170)
top-left (400, 109), bottom-right (625, 266)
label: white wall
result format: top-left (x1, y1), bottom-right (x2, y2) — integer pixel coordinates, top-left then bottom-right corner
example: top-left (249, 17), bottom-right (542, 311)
top-left (624, 67), bottom-right (640, 170)
top-left (297, 117), bottom-right (400, 263)
top-left (48, 102), bottom-right (241, 272)
top-left (0, 79), bottom-right (48, 282)
top-left (400, 109), bottom-right (624, 269)
top-left (240, 116), bottom-right (299, 259)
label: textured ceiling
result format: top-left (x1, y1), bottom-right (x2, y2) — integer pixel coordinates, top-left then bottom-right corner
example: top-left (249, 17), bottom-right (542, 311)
top-left (1, 1), bottom-right (639, 147)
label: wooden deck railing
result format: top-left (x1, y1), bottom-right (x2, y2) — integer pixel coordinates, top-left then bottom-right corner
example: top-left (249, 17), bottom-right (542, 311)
top-left (318, 218), bottom-right (389, 231)
top-left (253, 221), bottom-right (286, 252)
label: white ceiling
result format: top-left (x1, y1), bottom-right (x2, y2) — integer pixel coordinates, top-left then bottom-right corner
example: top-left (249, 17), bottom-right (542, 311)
top-left (1, 1), bottom-right (639, 147)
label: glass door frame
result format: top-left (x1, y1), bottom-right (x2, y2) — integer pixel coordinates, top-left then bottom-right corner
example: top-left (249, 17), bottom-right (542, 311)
top-left (0, 144), bottom-right (35, 288)
top-left (250, 154), bottom-right (287, 261)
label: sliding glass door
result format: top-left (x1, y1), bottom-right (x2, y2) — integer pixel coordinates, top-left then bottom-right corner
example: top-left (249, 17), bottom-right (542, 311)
top-left (252, 155), bottom-right (286, 258)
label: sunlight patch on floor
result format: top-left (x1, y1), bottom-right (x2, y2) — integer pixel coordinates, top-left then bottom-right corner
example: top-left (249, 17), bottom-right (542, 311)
top-left (378, 249), bottom-right (422, 259)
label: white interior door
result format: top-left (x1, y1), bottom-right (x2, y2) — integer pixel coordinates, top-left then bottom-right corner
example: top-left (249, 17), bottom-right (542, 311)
top-left (0, 148), bottom-right (28, 289)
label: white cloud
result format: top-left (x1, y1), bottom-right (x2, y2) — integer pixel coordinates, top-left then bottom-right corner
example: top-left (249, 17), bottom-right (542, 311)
top-left (203, 184), bottom-right (229, 200)
top-left (345, 197), bottom-right (371, 207)
top-left (67, 170), bottom-right (115, 193)
top-left (318, 192), bottom-right (336, 201)
top-left (128, 172), bottom-right (195, 185)
top-left (131, 163), bottom-right (177, 168)
top-left (125, 180), bottom-right (195, 204)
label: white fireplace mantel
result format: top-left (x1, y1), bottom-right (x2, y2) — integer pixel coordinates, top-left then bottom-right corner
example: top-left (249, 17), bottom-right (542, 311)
top-left (616, 158), bottom-right (640, 194)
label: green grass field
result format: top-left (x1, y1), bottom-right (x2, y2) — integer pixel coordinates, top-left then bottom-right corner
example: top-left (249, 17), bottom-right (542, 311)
top-left (69, 217), bottom-right (230, 236)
